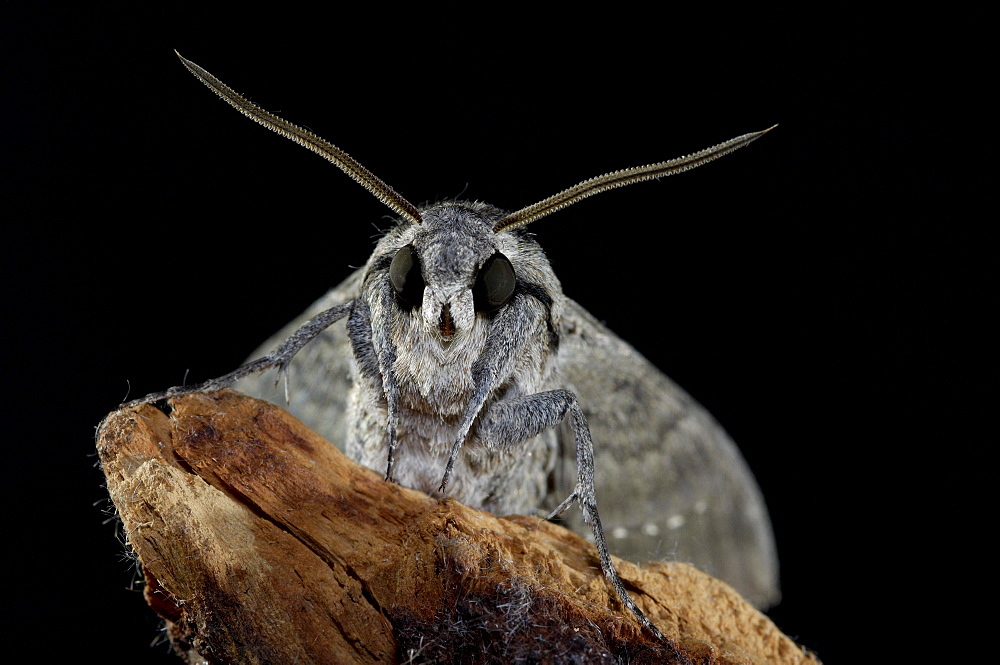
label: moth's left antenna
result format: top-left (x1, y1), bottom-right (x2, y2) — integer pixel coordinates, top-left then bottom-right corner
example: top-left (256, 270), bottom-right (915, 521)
top-left (495, 125), bottom-right (776, 233)
top-left (175, 51), bottom-right (422, 226)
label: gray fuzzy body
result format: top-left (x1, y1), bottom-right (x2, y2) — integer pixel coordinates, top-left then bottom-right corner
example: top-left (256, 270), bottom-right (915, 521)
top-left (345, 201), bottom-right (563, 515)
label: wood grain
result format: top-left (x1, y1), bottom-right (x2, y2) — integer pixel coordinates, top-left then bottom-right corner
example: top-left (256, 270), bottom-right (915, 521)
top-left (97, 390), bottom-right (819, 664)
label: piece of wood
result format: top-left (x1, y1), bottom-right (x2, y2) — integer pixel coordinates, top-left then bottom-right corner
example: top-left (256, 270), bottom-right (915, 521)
top-left (97, 390), bottom-right (819, 664)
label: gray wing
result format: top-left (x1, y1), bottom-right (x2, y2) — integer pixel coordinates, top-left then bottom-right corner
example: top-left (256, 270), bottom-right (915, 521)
top-left (553, 297), bottom-right (779, 608)
top-left (232, 269), bottom-right (363, 450)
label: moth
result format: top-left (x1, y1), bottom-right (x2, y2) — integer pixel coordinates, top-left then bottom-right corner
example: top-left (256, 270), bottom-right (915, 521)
top-left (132, 51), bottom-right (779, 639)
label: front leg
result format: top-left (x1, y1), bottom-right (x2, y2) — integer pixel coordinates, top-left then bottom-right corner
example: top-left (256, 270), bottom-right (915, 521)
top-left (475, 389), bottom-right (667, 643)
top-left (122, 300), bottom-right (355, 408)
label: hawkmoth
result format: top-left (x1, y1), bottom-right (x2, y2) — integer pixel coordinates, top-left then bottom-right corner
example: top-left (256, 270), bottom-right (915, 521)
top-left (129, 51), bottom-right (779, 639)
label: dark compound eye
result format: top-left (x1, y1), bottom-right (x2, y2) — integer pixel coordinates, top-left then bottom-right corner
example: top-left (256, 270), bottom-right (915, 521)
top-left (389, 245), bottom-right (425, 308)
top-left (472, 252), bottom-right (516, 313)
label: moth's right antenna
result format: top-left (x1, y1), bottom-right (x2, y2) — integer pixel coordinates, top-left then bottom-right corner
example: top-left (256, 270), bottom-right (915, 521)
top-left (175, 51), bottom-right (422, 226)
top-left (494, 126), bottom-right (776, 233)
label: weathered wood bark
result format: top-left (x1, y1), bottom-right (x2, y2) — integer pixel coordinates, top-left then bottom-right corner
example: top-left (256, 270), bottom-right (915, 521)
top-left (97, 390), bottom-right (819, 664)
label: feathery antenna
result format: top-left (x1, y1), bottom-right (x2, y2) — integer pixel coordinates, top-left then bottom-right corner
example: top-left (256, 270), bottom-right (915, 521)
top-left (175, 51), bottom-right (422, 226)
top-left (494, 126), bottom-right (776, 233)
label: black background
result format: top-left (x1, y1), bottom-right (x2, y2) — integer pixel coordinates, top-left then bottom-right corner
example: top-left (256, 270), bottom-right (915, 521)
top-left (2, 8), bottom-right (990, 663)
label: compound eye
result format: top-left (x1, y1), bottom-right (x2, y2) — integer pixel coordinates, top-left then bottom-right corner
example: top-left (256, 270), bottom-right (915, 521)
top-left (389, 245), bottom-right (424, 308)
top-left (472, 252), bottom-right (516, 313)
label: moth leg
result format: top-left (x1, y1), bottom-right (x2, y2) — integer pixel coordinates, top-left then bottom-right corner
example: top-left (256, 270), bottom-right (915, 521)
top-left (122, 300), bottom-right (355, 408)
top-left (352, 288), bottom-right (403, 483)
top-left (474, 389), bottom-right (668, 643)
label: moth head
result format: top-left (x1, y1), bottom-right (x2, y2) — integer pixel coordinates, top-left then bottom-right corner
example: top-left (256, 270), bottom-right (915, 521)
top-left (387, 202), bottom-right (517, 342)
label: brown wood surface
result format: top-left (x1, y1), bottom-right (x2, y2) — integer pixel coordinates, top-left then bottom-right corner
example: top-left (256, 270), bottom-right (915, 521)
top-left (97, 390), bottom-right (819, 664)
